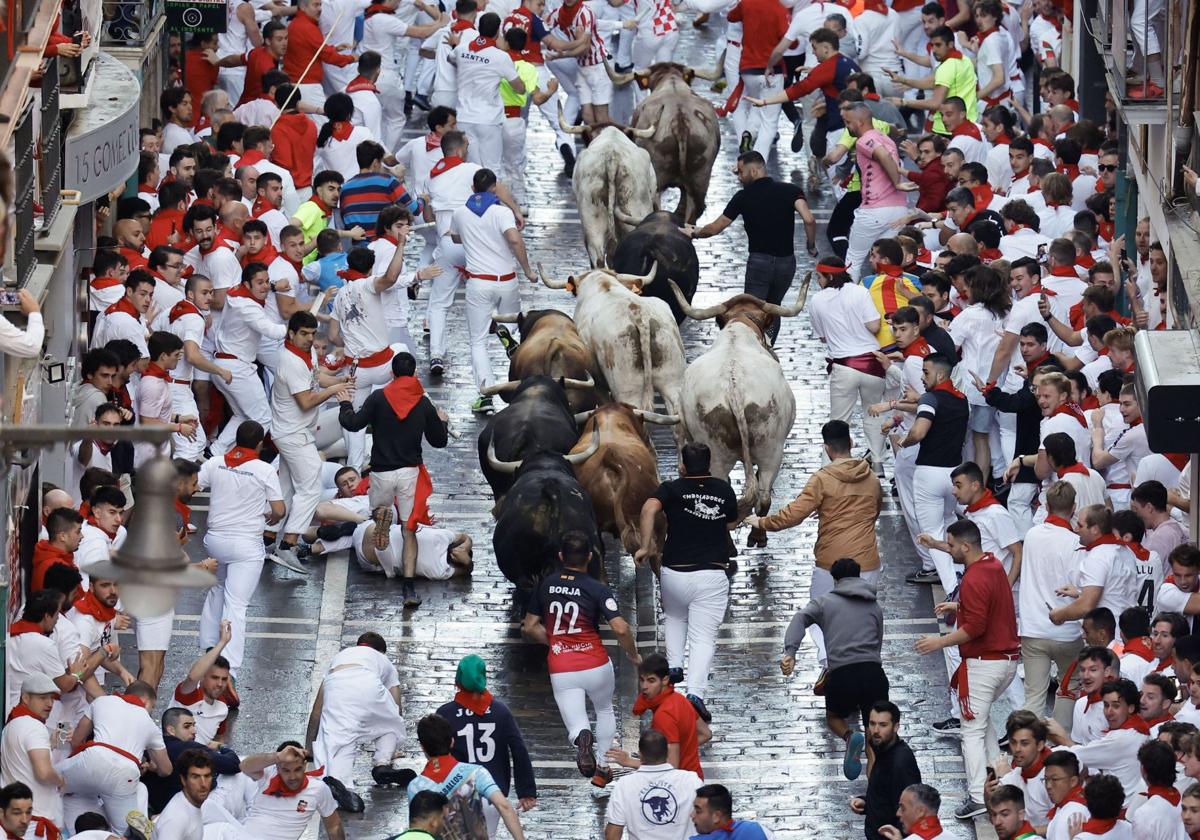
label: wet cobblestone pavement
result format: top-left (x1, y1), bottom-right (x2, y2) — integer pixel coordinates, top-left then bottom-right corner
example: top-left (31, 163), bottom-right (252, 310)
top-left (141, 18), bottom-right (992, 840)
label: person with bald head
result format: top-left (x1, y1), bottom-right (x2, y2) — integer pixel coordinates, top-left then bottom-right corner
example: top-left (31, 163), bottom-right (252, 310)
top-left (947, 233), bottom-right (981, 257)
top-left (114, 220), bottom-right (149, 272)
top-left (1048, 104), bottom-right (1076, 140)
top-left (220, 202), bottom-right (249, 243)
top-left (39, 488), bottom-right (75, 540)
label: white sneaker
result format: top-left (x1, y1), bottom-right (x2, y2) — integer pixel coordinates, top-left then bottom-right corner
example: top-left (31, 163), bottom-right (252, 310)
top-left (269, 546), bottom-right (308, 574)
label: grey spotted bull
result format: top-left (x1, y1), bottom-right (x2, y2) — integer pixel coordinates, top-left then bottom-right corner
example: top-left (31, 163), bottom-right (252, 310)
top-left (669, 276), bottom-right (811, 547)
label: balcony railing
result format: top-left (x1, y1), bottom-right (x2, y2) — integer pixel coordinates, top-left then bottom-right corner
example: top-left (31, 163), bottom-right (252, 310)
top-left (1093, 0), bottom-right (1180, 104)
top-left (100, 0), bottom-right (165, 48)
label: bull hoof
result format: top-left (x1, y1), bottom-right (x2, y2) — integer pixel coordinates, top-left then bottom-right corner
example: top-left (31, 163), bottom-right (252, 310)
top-left (746, 527), bottom-right (768, 549)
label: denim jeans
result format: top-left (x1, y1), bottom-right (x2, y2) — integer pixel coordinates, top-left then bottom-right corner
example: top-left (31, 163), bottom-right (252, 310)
top-left (744, 252), bottom-right (797, 343)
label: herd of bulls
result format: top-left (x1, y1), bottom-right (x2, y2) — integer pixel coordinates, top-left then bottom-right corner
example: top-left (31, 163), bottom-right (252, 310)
top-left (475, 61), bottom-right (811, 592)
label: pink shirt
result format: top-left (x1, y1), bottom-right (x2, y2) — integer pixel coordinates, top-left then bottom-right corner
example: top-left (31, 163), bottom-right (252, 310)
top-left (856, 130), bottom-right (907, 209)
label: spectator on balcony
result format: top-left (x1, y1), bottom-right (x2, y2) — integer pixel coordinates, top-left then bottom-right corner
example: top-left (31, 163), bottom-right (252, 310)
top-left (237, 20), bottom-right (288, 109)
top-left (0, 289), bottom-right (44, 359)
top-left (161, 89), bottom-right (198, 157)
top-left (44, 21), bottom-right (89, 59)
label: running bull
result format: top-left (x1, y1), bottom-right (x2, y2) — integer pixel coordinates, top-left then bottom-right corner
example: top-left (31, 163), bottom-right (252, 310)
top-left (491, 308), bottom-right (608, 413)
top-left (607, 61), bottom-right (723, 224)
top-left (570, 403), bottom-right (678, 557)
top-left (488, 432), bottom-right (604, 588)
top-left (610, 211), bottom-right (700, 325)
top-left (560, 109), bottom-right (658, 268)
top-left (477, 374), bottom-right (594, 501)
top-left (669, 277), bottom-right (810, 547)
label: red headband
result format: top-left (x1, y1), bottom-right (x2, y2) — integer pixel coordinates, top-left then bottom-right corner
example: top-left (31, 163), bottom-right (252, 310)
top-left (817, 263), bottom-right (846, 275)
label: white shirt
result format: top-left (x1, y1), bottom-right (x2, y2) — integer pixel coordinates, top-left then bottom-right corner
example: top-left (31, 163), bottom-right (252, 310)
top-left (162, 122), bottom-right (197, 155)
top-left (453, 37), bottom-right (519, 125)
top-left (0, 715), bottom-right (59, 824)
top-left (1077, 542), bottom-right (1140, 619)
top-left (197, 452), bottom-right (284, 538)
top-left (414, 525), bottom-right (458, 581)
top-left (215, 292), bottom-right (287, 363)
top-left (1072, 693), bottom-right (1108, 745)
top-left (1155, 578), bottom-right (1194, 632)
top-left (999, 292), bottom-right (1065, 389)
top-left (395, 135), bottom-right (444, 197)
top-left (270, 344), bottom-right (320, 439)
top-left (233, 97), bottom-right (280, 129)
top-left (450, 201), bottom-right (519, 277)
top-left (1040, 412), bottom-right (1093, 468)
top-left (998, 227), bottom-right (1051, 262)
top-left (86, 693), bottom-right (166, 757)
top-left (91, 308), bottom-right (148, 357)
top-left (5, 632), bottom-right (63, 715)
top-left (76, 522), bottom-right (126, 582)
top-left (999, 762), bottom-right (1053, 826)
top-left (255, 208), bottom-right (291, 248)
top-left (1128, 791), bottom-right (1187, 840)
top-left (154, 790), bottom-right (205, 840)
top-left (852, 9), bottom-right (900, 77)
top-left (429, 159), bottom-right (482, 237)
top-left (1107, 422), bottom-right (1150, 492)
top-left (1074, 821), bottom-right (1133, 840)
top-left (167, 304), bottom-right (207, 382)
top-left (243, 768), bottom-right (337, 839)
top-left (965, 501), bottom-right (1022, 575)
top-left (1043, 272), bottom-right (1087, 311)
top-left (1020, 519), bottom-right (1083, 640)
top-left (349, 88), bottom-right (383, 141)
top-left (332, 276), bottom-right (392, 358)
top-left (317, 125), bottom-right (375, 184)
top-left (362, 9), bottom-right (414, 68)
top-left (948, 303), bottom-right (1003, 404)
top-left (89, 276), bottom-right (126, 312)
top-left (1119, 648), bottom-right (1154, 687)
top-left (808, 284), bottom-right (881, 358)
top-left (326, 644), bottom-right (401, 688)
top-left (150, 280), bottom-right (186, 331)
top-left (1040, 204), bottom-right (1076, 240)
top-left (974, 28), bottom-right (1010, 102)
top-left (168, 679), bottom-right (230, 745)
top-left (0, 311), bottom-right (44, 358)
top-left (1071, 725), bottom-right (1147, 804)
top-left (985, 141), bottom-right (1014, 194)
top-left (606, 763), bottom-right (702, 840)
top-left (368, 236), bottom-right (418, 328)
top-left (1047, 799), bottom-right (1090, 840)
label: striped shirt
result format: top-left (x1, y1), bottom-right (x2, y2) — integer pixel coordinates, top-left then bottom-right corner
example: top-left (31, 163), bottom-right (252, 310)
top-left (339, 172), bottom-right (423, 239)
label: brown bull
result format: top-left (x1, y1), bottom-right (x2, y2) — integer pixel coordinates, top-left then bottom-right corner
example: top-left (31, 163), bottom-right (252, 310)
top-left (607, 61), bottom-right (722, 224)
top-left (569, 403), bottom-right (678, 558)
top-left (493, 308), bottom-right (608, 412)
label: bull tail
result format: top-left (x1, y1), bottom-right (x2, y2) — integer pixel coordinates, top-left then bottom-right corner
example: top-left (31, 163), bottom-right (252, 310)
top-left (637, 306), bottom-right (655, 412)
top-left (605, 151), bottom-right (622, 258)
top-left (730, 377), bottom-right (757, 519)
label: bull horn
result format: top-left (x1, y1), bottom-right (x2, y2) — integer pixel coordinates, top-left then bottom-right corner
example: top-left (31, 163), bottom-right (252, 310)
top-left (486, 440), bottom-right (523, 474)
top-left (628, 123), bottom-right (656, 139)
top-left (479, 380), bottom-right (521, 397)
top-left (538, 262), bottom-right (570, 290)
top-left (634, 409), bottom-right (681, 425)
top-left (760, 273), bottom-right (811, 318)
top-left (614, 207), bottom-right (641, 227)
top-left (561, 371), bottom-right (595, 390)
top-left (573, 409), bottom-right (596, 424)
top-left (557, 103), bottom-right (586, 136)
top-left (605, 59), bottom-right (635, 86)
top-left (491, 310), bottom-right (521, 324)
top-left (667, 279), bottom-right (727, 320)
top-left (613, 259), bottom-right (657, 288)
top-left (565, 428), bottom-right (601, 465)
top-left (689, 62), bottom-right (724, 81)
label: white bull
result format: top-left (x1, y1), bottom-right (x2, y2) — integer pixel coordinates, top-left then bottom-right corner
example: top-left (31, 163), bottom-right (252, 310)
top-left (669, 278), bottom-right (810, 546)
top-left (541, 264), bottom-right (685, 445)
top-left (562, 114), bottom-right (658, 268)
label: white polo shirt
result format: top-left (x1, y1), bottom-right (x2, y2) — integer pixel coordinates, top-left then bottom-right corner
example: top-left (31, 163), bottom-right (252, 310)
top-left (270, 344), bottom-right (320, 439)
top-left (450, 200), bottom-right (518, 277)
top-left (1076, 542), bottom-right (1139, 620)
top-left (428, 159), bottom-right (482, 237)
top-left (807, 284), bottom-right (882, 359)
top-left (194, 243), bottom-right (243, 294)
top-left (606, 763), bottom-right (702, 840)
top-left (5, 632), bottom-right (63, 715)
top-left (153, 790), bottom-right (204, 840)
top-left (0, 714), bottom-right (60, 824)
top-left (453, 36), bottom-right (519, 125)
top-left (332, 276), bottom-right (392, 359)
top-left (243, 768), bottom-right (337, 839)
top-left (197, 453), bottom-right (284, 539)
top-left (169, 679), bottom-right (230, 745)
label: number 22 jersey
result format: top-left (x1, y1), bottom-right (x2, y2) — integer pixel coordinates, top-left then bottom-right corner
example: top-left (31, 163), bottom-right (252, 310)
top-left (526, 569), bottom-right (621, 674)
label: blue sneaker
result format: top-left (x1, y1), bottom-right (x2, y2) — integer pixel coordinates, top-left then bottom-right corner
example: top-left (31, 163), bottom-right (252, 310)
top-left (844, 732), bottom-right (865, 780)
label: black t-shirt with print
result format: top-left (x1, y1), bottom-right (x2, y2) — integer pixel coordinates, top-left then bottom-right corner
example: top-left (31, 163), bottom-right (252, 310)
top-left (652, 476), bottom-right (739, 571)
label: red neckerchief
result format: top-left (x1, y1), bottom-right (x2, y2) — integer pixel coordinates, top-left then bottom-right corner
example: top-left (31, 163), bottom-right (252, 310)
top-left (1079, 818), bottom-right (1118, 834)
top-left (6, 703), bottom-right (49, 724)
top-left (1144, 712), bottom-right (1173, 727)
top-left (1098, 219), bottom-right (1114, 240)
top-left (365, 2), bottom-right (392, 15)
top-left (468, 35), bottom-right (497, 51)
top-left (980, 246), bottom-right (1002, 262)
top-left (118, 693), bottom-right (147, 709)
top-left (242, 242), bottom-right (280, 268)
top-left (143, 362), bottom-right (173, 383)
top-left (169, 299), bottom-right (202, 323)
top-left (430, 155), bottom-right (466, 178)
top-left (952, 120), bottom-right (982, 141)
top-left (1080, 394), bottom-right (1100, 410)
top-left (224, 446), bottom-right (259, 467)
top-left (1049, 265), bottom-right (1079, 279)
top-left (1026, 351), bottom-right (1052, 370)
top-left (345, 75), bottom-right (379, 94)
top-left (557, 0), bottom-right (583, 29)
top-left (1045, 514), bottom-right (1074, 531)
top-left (228, 284), bottom-right (266, 307)
top-left (9, 619), bottom-right (48, 637)
top-left (860, 0), bottom-right (887, 12)
top-left (87, 513), bottom-right (118, 540)
top-left (454, 689), bottom-right (494, 716)
top-left (73, 588), bottom-right (117, 622)
top-left (970, 183), bottom-right (994, 209)
top-left (284, 341), bottom-right (313, 370)
top-left (864, 92), bottom-right (881, 101)
top-left (1058, 163), bottom-right (1080, 180)
top-left (137, 182), bottom-right (157, 194)
top-left (876, 264), bottom-right (903, 278)
top-left (327, 121), bottom-right (354, 142)
top-left (633, 681), bottom-right (679, 715)
top-left (1076, 254), bottom-right (1095, 270)
top-left (931, 380), bottom-right (966, 400)
top-left (421, 755), bottom-right (459, 784)
top-left (1021, 747), bottom-right (1052, 780)
top-left (909, 815), bottom-right (944, 840)
top-left (1143, 785), bottom-right (1182, 805)
top-left (263, 771), bottom-right (310, 797)
top-left (965, 490), bottom-right (1001, 513)
top-left (250, 195), bottom-right (277, 219)
top-left (1047, 784), bottom-right (1088, 819)
top-left (424, 131), bottom-right (441, 152)
top-left (1065, 98), bottom-right (1081, 112)
top-left (450, 16), bottom-right (475, 32)
top-left (199, 237), bottom-right (232, 257)
top-left (1050, 402), bottom-right (1088, 427)
top-left (336, 268), bottom-right (368, 281)
top-left (944, 48), bottom-right (964, 59)
top-left (1125, 540), bottom-right (1149, 561)
top-left (1154, 656), bottom-right (1175, 673)
top-left (1081, 689), bottom-right (1102, 711)
top-left (903, 336), bottom-right (932, 358)
top-left (239, 149), bottom-right (267, 168)
top-left (382, 376), bottom-right (425, 419)
top-left (309, 195), bottom-right (334, 218)
top-left (1028, 283), bottom-right (1057, 297)
top-left (916, 247), bottom-right (933, 266)
top-left (993, 132), bottom-right (1013, 145)
top-left (1085, 533), bottom-right (1122, 551)
top-left (1123, 636), bottom-right (1154, 661)
top-left (1056, 462), bottom-right (1090, 478)
top-left (105, 296), bottom-right (142, 320)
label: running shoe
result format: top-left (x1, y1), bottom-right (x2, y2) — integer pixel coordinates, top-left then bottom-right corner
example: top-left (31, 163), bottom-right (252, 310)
top-left (372, 765), bottom-right (417, 787)
top-left (591, 766), bottom-right (614, 788)
top-left (739, 131), bottom-right (753, 154)
top-left (268, 546), bottom-right (308, 574)
top-left (844, 731), bottom-right (865, 780)
top-left (574, 730), bottom-right (597, 777)
top-left (324, 776), bottom-right (365, 813)
top-left (470, 394), bottom-right (494, 414)
top-left (668, 667), bottom-right (685, 685)
top-left (905, 569), bottom-right (941, 585)
top-left (372, 505), bottom-right (393, 550)
top-left (813, 668), bottom-right (828, 696)
top-left (954, 798), bottom-right (986, 820)
top-left (931, 716), bottom-right (962, 735)
top-left (402, 580), bottom-right (423, 609)
top-left (494, 325), bottom-right (519, 357)
top-left (687, 693), bottom-right (712, 723)
top-left (124, 810), bottom-right (153, 840)
top-left (560, 144), bottom-right (576, 177)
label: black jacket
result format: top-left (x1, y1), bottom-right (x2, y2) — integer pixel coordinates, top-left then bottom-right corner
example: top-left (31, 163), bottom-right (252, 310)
top-left (984, 358), bottom-right (1063, 484)
top-left (435, 697), bottom-right (537, 799)
top-left (864, 736), bottom-right (921, 840)
top-left (145, 734), bottom-right (242, 814)
top-left (338, 391), bottom-right (448, 471)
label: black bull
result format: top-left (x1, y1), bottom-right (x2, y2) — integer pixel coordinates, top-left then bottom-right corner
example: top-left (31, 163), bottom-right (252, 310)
top-left (611, 211), bottom-right (699, 324)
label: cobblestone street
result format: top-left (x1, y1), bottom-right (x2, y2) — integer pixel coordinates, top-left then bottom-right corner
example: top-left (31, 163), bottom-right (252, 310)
top-left (149, 21), bottom-right (986, 840)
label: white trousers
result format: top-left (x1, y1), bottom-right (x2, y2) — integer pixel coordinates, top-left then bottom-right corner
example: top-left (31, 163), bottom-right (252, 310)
top-left (61, 748), bottom-right (148, 834)
top-left (171, 381), bottom-right (207, 460)
top-left (342, 346), bottom-right (403, 470)
top-left (534, 63), bottom-right (573, 149)
top-left (736, 73), bottom-right (783, 158)
top-left (212, 358), bottom-right (271, 456)
top-left (200, 533), bottom-right (265, 675)
top-left (961, 658), bottom-right (1018, 801)
top-left (546, 56), bottom-right (582, 128)
top-left (428, 238), bottom-right (465, 359)
top-left (723, 45), bottom-right (744, 137)
top-left (828, 364), bottom-right (886, 463)
top-left (807, 567), bottom-right (881, 667)
top-left (549, 661), bottom-right (616, 769)
top-left (323, 63), bottom-right (358, 97)
top-left (379, 69), bottom-right (407, 152)
top-left (1007, 482), bottom-right (1037, 535)
top-left (660, 568), bottom-right (728, 700)
top-left (217, 67), bottom-right (247, 108)
top-left (912, 465), bottom-right (958, 591)
top-left (1130, 0), bottom-right (1164, 55)
top-left (996, 409), bottom-right (1017, 463)
top-left (276, 430), bottom-right (322, 535)
top-left (845, 205), bottom-right (912, 281)
top-left (501, 117), bottom-right (528, 206)
top-left (460, 121), bottom-right (504, 171)
top-left (893, 443), bottom-right (931, 564)
top-left (466, 278), bottom-right (521, 391)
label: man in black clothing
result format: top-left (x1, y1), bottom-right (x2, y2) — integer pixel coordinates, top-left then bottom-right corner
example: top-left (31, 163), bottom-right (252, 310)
top-left (850, 701), bottom-right (921, 840)
top-left (435, 654), bottom-right (537, 826)
top-left (907, 294), bottom-right (957, 359)
top-left (635, 443), bottom-right (738, 721)
top-left (338, 351), bottom-right (449, 607)
top-left (683, 151), bottom-right (818, 342)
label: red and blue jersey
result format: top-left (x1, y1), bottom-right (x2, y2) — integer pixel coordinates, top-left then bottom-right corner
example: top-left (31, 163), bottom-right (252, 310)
top-left (527, 570), bottom-right (620, 674)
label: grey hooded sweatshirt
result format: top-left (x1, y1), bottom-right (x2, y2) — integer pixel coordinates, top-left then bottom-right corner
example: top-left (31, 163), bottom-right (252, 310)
top-left (783, 576), bottom-right (883, 672)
